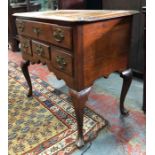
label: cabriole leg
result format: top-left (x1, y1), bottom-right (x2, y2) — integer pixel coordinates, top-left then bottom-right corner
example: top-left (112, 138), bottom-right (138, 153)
top-left (69, 87), bottom-right (91, 148)
top-left (21, 60), bottom-right (32, 97)
top-left (120, 68), bottom-right (132, 116)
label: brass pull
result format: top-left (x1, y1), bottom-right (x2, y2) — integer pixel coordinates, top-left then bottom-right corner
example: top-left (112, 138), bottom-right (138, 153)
top-left (56, 56), bottom-right (67, 70)
top-left (53, 28), bottom-right (64, 42)
top-left (33, 27), bottom-right (41, 36)
top-left (17, 22), bottom-right (25, 32)
top-left (36, 45), bottom-right (44, 56)
top-left (22, 42), bottom-right (29, 52)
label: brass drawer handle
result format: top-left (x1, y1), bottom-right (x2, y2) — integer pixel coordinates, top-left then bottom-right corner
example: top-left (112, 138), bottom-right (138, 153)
top-left (22, 42), bottom-right (29, 52)
top-left (53, 28), bottom-right (64, 42)
top-left (17, 22), bottom-right (25, 32)
top-left (36, 45), bottom-right (44, 56)
top-left (56, 56), bottom-right (67, 70)
top-left (33, 27), bottom-right (41, 36)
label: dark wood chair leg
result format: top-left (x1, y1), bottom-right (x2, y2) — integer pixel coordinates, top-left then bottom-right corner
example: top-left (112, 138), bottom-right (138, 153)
top-left (69, 87), bottom-right (91, 148)
top-left (20, 60), bottom-right (32, 97)
top-left (120, 68), bottom-right (132, 116)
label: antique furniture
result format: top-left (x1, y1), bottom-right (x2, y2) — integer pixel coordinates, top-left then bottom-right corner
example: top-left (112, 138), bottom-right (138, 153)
top-left (8, 0), bottom-right (41, 51)
top-left (14, 10), bottom-right (138, 147)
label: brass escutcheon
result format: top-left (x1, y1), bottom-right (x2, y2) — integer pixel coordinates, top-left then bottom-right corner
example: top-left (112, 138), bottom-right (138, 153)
top-left (36, 45), bottom-right (44, 56)
top-left (53, 28), bottom-right (64, 42)
top-left (17, 22), bottom-right (25, 32)
top-left (56, 55), bottom-right (67, 70)
top-left (22, 42), bottom-right (29, 52)
top-left (33, 27), bottom-right (41, 36)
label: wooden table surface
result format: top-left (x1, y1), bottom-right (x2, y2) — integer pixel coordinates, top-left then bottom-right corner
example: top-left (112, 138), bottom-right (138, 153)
top-left (14, 10), bottom-right (138, 22)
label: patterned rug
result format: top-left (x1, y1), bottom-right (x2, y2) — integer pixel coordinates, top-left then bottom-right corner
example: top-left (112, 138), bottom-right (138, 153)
top-left (8, 61), bottom-right (107, 155)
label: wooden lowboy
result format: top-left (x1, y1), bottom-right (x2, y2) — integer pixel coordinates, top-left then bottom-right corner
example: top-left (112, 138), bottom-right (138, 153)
top-left (14, 10), bottom-right (138, 147)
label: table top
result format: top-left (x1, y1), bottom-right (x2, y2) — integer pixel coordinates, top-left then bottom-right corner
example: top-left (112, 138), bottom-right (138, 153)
top-left (14, 10), bottom-right (138, 22)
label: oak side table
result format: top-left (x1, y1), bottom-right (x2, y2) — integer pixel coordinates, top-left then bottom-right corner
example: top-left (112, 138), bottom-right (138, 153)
top-left (14, 10), bottom-right (138, 147)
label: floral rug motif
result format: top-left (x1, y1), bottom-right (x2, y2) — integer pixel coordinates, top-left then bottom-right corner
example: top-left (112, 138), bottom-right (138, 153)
top-left (8, 61), bottom-right (107, 155)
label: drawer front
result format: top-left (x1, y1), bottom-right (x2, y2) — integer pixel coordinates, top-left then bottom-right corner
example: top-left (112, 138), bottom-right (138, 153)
top-left (32, 40), bottom-right (50, 60)
top-left (51, 26), bottom-right (72, 50)
top-left (51, 47), bottom-right (73, 76)
top-left (20, 37), bottom-right (32, 55)
top-left (16, 19), bottom-right (72, 49)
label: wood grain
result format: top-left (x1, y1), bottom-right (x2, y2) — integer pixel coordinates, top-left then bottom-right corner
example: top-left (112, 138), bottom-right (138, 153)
top-left (14, 10), bottom-right (138, 22)
top-left (82, 17), bottom-right (132, 88)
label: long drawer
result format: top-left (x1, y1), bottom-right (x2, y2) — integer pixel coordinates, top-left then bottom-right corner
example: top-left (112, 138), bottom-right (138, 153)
top-left (16, 19), bottom-right (72, 50)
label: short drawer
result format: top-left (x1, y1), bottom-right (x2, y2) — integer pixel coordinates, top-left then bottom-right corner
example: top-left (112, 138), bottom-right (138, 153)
top-left (32, 40), bottom-right (50, 60)
top-left (51, 47), bottom-right (73, 76)
top-left (16, 19), bottom-right (72, 49)
top-left (20, 37), bottom-right (32, 55)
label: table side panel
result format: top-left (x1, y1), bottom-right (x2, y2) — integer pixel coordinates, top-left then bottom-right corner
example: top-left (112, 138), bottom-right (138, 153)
top-left (82, 17), bottom-right (132, 87)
